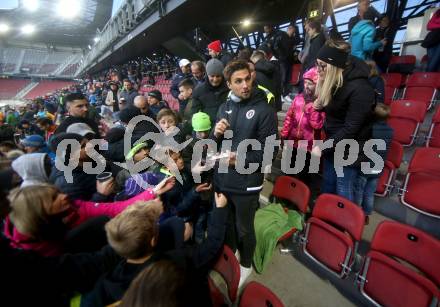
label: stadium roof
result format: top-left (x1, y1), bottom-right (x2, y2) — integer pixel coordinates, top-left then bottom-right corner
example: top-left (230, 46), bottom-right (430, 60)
top-left (0, 0), bottom-right (112, 48)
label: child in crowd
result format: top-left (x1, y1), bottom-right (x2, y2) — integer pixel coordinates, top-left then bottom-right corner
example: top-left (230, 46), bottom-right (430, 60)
top-left (280, 67), bottom-right (324, 181)
top-left (366, 60), bottom-right (385, 103)
top-left (178, 78), bottom-right (196, 137)
top-left (115, 141), bottom-right (156, 193)
top-left (354, 103), bottom-right (393, 224)
top-left (3, 183), bottom-right (169, 256)
top-left (147, 90), bottom-right (170, 118)
top-left (157, 108), bottom-right (185, 143)
top-left (77, 191), bottom-right (227, 307)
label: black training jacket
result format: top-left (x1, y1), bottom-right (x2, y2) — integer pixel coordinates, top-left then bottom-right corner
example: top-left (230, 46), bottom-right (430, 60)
top-left (212, 88), bottom-right (279, 194)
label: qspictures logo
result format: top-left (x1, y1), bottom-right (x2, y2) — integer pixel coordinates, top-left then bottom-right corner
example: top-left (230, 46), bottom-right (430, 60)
top-left (54, 115), bottom-right (386, 186)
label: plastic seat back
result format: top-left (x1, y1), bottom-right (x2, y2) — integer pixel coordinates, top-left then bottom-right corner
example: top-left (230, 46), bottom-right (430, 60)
top-left (358, 221), bottom-right (440, 307)
top-left (408, 147), bottom-right (440, 175)
top-left (239, 281), bottom-right (285, 307)
top-left (290, 64), bottom-right (301, 86)
top-left (388, 55), bottom-right (416, 74)
top-left (312, 194), bottom-right (365, 242)
top-left (387, 140), bottom-right (404, 169)
top-left (427, 107), bottom-right (440, 148)
top-left (382, 73), bottom-right (403, 88)
top-left (271, 176), bottom-right (310, 213)
top-left (370, 221), bottom-right (440, 286)
top-left (210, 245), bottom-right (240, 303)
top-left (389, 100), bottom-right (427, 123)
top-left (388, 100), bottom-right (427, 145)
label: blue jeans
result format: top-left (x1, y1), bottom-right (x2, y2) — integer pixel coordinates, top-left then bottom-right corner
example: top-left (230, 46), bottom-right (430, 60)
top-left (322, 156), bottom-right (358, 202)
top-left (354, 175), bottom-right (378, 215)
top-left (427, 43), bottom-right (440, 72)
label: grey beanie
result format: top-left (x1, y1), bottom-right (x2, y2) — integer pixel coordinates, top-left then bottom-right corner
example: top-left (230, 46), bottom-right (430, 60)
top-left (206, 58), bottom-right (224, 76)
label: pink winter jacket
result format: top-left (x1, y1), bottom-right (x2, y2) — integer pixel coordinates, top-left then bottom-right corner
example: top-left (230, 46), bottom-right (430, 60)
top-left (280, 94), bottom-right (325, 151)
top-left (3, 189), bottom-right (156, 256)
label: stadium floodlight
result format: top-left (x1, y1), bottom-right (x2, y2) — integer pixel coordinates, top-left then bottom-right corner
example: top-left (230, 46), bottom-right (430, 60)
top-left (93, 37), bottom-right (100, 43)
top-left (21, 24), bottom-right (35, 34)
top-left (241, 19), bottom-right (252, 27)
top-left (23, 0), bottom-right (39, 12)
top-left (88, 45), bottom-right (92, 50)
top-left (0, 24), bottom-right (10, 33)
top-left (57, 0), bottom-right (81, 19)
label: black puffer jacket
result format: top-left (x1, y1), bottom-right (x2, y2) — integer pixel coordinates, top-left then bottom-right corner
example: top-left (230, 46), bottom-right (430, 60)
top-left (212, 89), bottom-right (278, 194)
top-left (191, 78), bottom-right (229, 125)
top-left (323, 56), bottom-right (375, 153)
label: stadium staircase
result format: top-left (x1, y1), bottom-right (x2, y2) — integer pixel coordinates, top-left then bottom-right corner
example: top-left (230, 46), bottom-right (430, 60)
top-left (15, 81), bottom-right (39, 99)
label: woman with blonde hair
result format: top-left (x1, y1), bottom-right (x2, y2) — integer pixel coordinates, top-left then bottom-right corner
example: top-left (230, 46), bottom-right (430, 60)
top-left (3, 181), bottom-right (174, 256)
top-left (314, 40), bottom-right (376, 201)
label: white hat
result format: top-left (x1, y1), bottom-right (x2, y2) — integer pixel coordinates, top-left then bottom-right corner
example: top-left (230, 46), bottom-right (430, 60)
top-left (67, 123), bottom-right (95, 137)
top-left (179, 59), bottom-right (191, 67)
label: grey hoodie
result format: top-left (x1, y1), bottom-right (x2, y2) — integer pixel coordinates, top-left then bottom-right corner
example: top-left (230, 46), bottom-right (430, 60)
top-left (12, 153), bottom-right (49, 187)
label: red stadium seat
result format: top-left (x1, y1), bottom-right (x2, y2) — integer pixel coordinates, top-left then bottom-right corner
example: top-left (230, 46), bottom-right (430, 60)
top-left (375, 140), bottom-right (403, 196)
top-left (382, 73), bottom-right (403, 104)
top-left (400, 147), bottom-right (440, 218)
top-left (402, 72), bottom-right (440, 110)
top-left (300, 194), bottom-right (365, 278)
top-left (426, 106), bottom-right (440, 148)
top-left (357, 221), bottom-right (440, 307)
top-left (271, 176), bottom-right (309, 241)
top-left (290, 64), bottom-right (301, 86)
top-left (208, 245), bottom-right (240, 306)
top-left (388, 55), bottom-right (416, 75)
top-left (239, 281), bottom-right (285, 307)
top-left (387, 100), bottom-right (427, 146)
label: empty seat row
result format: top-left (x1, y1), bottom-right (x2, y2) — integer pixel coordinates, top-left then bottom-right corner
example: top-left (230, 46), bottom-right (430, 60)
top-left (382, 72), bottom-right (440, 110)
top-left (298, 193), bottom-right (440, 307)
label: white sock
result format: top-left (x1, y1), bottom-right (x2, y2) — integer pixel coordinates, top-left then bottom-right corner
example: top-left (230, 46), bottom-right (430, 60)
top-left (235, 250), bottom-right (240, 263)
top-left (239, 265), bottom-right (252, 288)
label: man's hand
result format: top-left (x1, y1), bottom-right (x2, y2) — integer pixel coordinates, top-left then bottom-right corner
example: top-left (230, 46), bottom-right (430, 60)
top-left (96, 178), bottom-right (115, 196)
top-left (214, 118), bottom-right (230, 138)
top-left (228, 151), bottom-right (237, 166)
top-left (381, 38), bottom-right (387, 46)
top-left (215, 192), bottom-right (227, 208)
top-left (195, 183), bottom-right (212, 193)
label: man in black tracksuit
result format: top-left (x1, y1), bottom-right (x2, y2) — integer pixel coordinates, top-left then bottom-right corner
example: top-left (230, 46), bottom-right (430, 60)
top-left (211, 60), bottom-right (278, 285)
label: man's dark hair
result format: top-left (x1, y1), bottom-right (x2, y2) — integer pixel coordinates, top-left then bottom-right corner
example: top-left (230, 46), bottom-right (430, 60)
top-left (65, 93), bottom-right (86, 104)
top-left (178, 78), bottom-right (195, 89)
top-left (223, 60), bottom-right (250, 82)
top-left (308, 20), bottom-right (322, 32)
top-left (123, 79), bottom-right (131, 84)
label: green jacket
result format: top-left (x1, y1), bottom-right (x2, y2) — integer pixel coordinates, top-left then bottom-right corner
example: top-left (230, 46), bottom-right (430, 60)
top-left (253, 203), bottom-right (303, 273)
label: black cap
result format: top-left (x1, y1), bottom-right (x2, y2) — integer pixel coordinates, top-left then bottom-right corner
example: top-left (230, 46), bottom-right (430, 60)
top-left (147, 90), bottom-right (162, 101)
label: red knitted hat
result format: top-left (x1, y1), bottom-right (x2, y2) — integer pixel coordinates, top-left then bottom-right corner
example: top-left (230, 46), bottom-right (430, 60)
top-left (208, 40), bottom-right (222, 53)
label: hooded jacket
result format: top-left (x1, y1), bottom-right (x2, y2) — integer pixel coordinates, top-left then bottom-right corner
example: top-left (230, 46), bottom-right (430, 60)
top-left (191, 78), bottom-right (229, 125)
top-left (212, 89), bottom-right (278, 194)
top-left (350, 20), bottom-right (383, 60)
top-left (281, 95), bottom-right (325, 151)
top-left (12, 153), bottom-right (49, 187)
top-left (323, 56), bottom-right (375, 155)
top-left (3, 189), bottom-right (156, 257)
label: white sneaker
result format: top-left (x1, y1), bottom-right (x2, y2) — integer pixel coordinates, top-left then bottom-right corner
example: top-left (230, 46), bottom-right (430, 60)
top-left (239, 265), bottom-right (252, 288)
